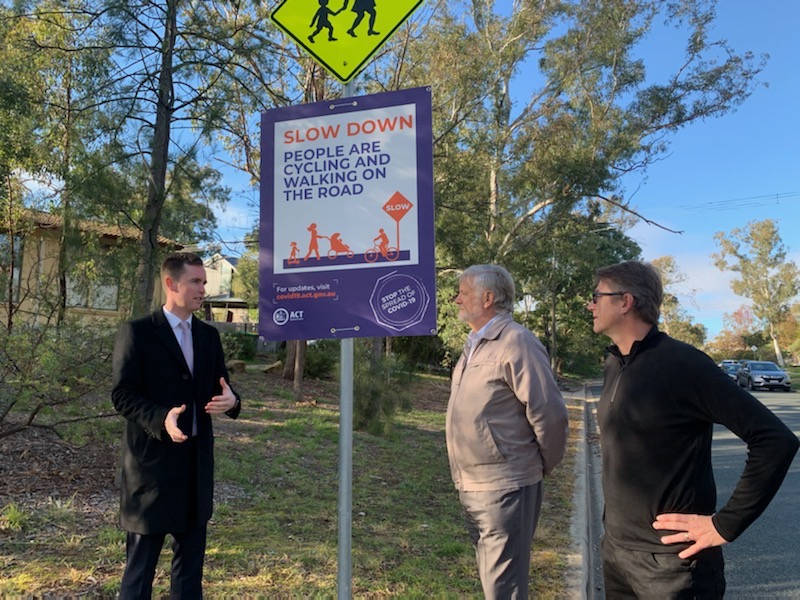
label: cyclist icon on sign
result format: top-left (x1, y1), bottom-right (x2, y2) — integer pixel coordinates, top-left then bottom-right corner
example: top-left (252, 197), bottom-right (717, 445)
top-left (365, 227), bottom-right (399, 262)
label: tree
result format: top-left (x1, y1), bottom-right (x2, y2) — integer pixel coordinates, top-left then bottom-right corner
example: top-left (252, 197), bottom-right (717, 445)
top-left (0, 6), bottom-right (42, 331)
top-left (651, 256), bottom-right (706, 347)
top-left (5, 0), bottom-right (122, 324)
top-left (785, 303), bottom-right (800, 365)
top-left (16, 0), bottom-right (280, 314)
top-left (357, 0), bottom-right (763, 362)
top-left (706, 306), bottom-right (770, 362)
top-left (774, 309), bottom-right (798, 366)
top-left (520, 213), bottom-right (641, 374)
top-left (381, 0), bottom-right (765, 268)
top-left (713, 219), bottom-right (800, 366)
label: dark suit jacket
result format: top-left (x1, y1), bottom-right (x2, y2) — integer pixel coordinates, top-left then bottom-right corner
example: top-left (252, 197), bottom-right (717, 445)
top-left (112, 309), bottom-right (241, 535)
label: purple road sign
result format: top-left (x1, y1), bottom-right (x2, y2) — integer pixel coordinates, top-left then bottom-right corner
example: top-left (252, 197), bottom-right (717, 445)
top-left (259, 87), bottom-right (436, 340)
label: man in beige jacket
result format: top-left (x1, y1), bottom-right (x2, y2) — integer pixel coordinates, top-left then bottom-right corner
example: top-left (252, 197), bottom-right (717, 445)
top-left (446, 264), bottom-right (568, 599)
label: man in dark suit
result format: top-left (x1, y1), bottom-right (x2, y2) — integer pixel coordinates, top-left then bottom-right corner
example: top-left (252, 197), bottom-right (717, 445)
top-left (112, 252), bottom-right (241, 599)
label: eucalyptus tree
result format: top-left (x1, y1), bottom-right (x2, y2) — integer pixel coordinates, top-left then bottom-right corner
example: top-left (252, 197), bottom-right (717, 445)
top-left (651, 255), bottom-right (706, 347)
top-left (1, 0), bottom-right (127, 323)
top-left (713, 219), bottom-right (800, 366)
top-left (0, 5), bottom-right (46, 330)
top-left (356, 1), bottom-right (761, 265)
top-left (350, 0), bottom-right (763, 358)
top-left (518, 213), bottom-right (641, 373)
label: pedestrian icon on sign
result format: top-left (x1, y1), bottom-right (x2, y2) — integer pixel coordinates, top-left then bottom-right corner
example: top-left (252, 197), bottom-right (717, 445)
top-left (347, 0), bottom-right (379, 37)
top-left (309, 0), bottom-right (347, 43)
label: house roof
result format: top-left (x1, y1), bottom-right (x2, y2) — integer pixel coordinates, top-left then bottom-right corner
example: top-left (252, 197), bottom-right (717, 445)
top-left (5, 209), bottom-right (180, 247)
top-left (204, 294), bottom-right (249, 309)
top-left (204, 253), bottom-right (239, 270)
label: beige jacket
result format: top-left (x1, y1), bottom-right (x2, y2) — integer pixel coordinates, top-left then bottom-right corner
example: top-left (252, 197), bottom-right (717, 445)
top-left (446, 315), bottom-right (568, 491)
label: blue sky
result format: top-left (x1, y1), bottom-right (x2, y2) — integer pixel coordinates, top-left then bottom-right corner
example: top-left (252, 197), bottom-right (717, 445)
top-left (624, 0), bottom-right (800, 339)
top-left (215, 1), bottom-right (799, 341)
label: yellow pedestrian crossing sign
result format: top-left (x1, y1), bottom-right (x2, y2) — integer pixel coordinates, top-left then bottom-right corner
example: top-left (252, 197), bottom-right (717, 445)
top-left (271, 0), bottom-right (424, 83)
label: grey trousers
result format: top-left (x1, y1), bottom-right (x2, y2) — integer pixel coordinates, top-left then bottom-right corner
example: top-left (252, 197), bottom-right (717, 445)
top-left (459, 482), bottom-right (543, 600)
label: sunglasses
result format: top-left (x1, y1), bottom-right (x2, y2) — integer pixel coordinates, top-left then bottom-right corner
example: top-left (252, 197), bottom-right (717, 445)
top-left (590, 291), bottom-right (627, 303)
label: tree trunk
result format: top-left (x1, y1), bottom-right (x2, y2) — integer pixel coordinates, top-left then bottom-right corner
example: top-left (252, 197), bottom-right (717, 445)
top-left (56, 68), bottom-right (73, 327)
top-left (371, 337), bottom-right (382, 367)
top-left (293, 340), bottom-right (306, 402)
top-left (282, 340), bottom-right (297, 380)
top-left (769, 325), bottom-right (785, 367)
top-left (550, 289), bottom-right (557, 372)
top-left (132, 0), bottom-right (177, 317)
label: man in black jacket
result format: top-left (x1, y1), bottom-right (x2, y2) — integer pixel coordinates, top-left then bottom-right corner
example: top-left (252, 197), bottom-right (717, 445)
top-left (112, 252), bottom-right (241, 598)
top-left (588, 260), bottom-right (798, 598)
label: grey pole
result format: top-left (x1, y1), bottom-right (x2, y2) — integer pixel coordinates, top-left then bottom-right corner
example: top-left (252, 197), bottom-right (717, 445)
top-left (337, 80), bottom-right (356, 600)
top-left (338, 337), bottom-right (354, 598)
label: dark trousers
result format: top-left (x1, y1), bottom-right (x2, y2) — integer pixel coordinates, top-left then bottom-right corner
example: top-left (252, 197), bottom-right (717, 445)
top-left (459, 482), bottom-right (543, 600)
top-left (119, 524), bottom-right (207, 600)
top-left (120, 438), bottom-right (205, 599)
top-left (602, 535), bottom-right (725, 599)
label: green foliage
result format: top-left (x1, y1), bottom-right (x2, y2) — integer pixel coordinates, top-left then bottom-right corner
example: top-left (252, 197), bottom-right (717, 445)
top-left (352, 342), bottom-right (415, 436)
top-left (220, 332), bottom-right (257, 361)
top-left (435, 270), bottom-right (467, 368)
top-left (713, 219), bottom-right (800, 365)
top-left (652, 256), bottom-right (707, 347)
top-left (0, 319), bottom-right (116, 439)
top-left (304, 339), bottom-right (339, 379)
top-left (713, 219), bottom-right (800, 324)
top-left (389, 334), bottom-right (448, 374)
top-left (0, 503), bottom-right (31, 533)
top-left (518, 214), bottom-right (642, 374)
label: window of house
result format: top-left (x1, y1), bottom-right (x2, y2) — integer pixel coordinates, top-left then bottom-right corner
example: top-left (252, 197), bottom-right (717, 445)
top-left (66, 257), bottom-right (120, 311)
top-left (0, 233), bottom-right (22, 303)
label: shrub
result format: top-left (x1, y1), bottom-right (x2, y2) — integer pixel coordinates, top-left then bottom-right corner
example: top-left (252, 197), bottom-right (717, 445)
top-left (304, 339), bottom-right (339, 379)
top-left (352, 343), bottom-right (414, 436)
top-left (220, 332), bottom-right (258, 361)
top-left (0, 319), bottom-right (116, 441)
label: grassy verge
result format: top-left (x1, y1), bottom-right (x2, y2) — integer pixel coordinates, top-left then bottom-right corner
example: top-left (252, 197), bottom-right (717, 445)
top-left (786, 366), bottom-right (799, 392)
top-left (0, 370), bottom-right (582, 597)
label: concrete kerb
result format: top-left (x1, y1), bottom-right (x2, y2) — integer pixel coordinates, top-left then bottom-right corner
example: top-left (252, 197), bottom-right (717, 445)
top-left (565, 380), bottom-right (604, 599)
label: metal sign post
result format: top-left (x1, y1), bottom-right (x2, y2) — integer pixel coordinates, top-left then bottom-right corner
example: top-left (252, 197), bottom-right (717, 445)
top-left (338, 337), bottom-right (354, 598)
top-left (337, 79), bottom-right (356, 600)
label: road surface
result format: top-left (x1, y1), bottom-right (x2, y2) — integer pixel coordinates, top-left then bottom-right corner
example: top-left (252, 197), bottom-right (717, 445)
top-left (712, 389), bottom-right (800, 597)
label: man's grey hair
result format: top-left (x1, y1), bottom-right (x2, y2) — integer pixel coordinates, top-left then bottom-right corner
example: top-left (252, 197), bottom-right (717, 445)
top-left (460, 264), bottom-right (516, 314)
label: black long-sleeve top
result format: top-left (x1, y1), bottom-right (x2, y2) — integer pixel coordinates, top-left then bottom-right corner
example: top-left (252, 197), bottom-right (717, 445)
top-left (598, 328), bottom-right (798, 552)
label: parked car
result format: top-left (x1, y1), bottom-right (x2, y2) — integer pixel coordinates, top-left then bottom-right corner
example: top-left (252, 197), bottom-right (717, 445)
top-left (736, 361), bottom-right (792, 392)
top-left (718, 359), bottom-right (740, 368)
top-left (721, 363), bottom-right (739, 381)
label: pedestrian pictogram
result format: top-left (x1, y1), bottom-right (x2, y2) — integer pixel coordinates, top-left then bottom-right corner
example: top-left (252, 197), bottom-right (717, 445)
top-left (271, 0), bottom-right (424, 83)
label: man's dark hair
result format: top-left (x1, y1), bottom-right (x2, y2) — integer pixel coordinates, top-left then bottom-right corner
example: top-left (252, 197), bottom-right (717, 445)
top-left (161, 252), bottom-right (203, 280)
top-left (594, 260), bottom-right (663, 326)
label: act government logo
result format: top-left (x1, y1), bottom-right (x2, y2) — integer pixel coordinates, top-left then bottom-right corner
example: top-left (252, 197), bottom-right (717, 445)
top-left (273, 308), bottom-right (290, 326)
top-left (273, 308), bottom-right (306, 325)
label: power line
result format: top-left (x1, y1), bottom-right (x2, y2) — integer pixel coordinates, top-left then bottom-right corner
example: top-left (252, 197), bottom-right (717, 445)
top-left (669, 191), bottom-right (800, 214)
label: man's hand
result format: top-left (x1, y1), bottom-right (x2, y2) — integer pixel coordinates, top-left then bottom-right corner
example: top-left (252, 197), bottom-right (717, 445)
top-left (165, 405), bottom-right (189, 443)
top-left (653, 513), bottom-right (730, 559)
top-left (206, 377), bottom-right (237, 414)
